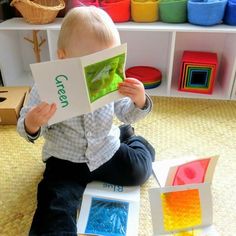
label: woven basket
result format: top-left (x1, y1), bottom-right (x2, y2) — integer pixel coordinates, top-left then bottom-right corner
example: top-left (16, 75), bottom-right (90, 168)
top-left (10, 0), bottom-right (65, 24)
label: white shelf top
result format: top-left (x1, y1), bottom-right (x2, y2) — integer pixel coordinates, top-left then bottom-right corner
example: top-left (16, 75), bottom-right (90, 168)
top-left (116, 22), bottom-right (236, 33)
top-left (0, 18), bottom-right (63, 30)
top-left (1, 18), bottom-right (236, 33)
top-left (170, 81), bottom-right (230, 100)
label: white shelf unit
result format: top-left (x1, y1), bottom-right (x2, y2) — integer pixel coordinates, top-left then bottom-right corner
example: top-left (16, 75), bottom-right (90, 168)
top-left (1, 18), bottom-right (236, 100)
top-left (231, 76), bottom-right (236, 100)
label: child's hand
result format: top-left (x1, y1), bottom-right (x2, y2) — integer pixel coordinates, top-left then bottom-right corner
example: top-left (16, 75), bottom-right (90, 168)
top-left (118, 78), bottom-right (146, 109)
top-left (25, 102), bottom-right (57, 135)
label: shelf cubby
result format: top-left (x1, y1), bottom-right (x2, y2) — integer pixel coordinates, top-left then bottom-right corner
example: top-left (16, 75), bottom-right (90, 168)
top-left (0, 18), bottom-right (236, 100)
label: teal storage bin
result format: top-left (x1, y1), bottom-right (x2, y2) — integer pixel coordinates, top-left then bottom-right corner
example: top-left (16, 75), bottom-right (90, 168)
top-left (160, 0), bottom-right (187, 23)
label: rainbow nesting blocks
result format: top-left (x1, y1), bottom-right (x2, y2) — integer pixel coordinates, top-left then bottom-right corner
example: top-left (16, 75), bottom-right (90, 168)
top-left (178, 51), bottom-right (218, 94)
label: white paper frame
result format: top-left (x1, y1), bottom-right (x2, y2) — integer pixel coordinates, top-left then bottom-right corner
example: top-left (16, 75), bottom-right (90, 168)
top-left (77, 181), bottom-right (140, 236)
top-left (165, 155), bottom-right (219, 186)
top-left (163, 225), bottom-right (219, 236)
top-left (152, 155), bottom-right (219, 187)
top-left (149, 183), bottom-right (213, 235)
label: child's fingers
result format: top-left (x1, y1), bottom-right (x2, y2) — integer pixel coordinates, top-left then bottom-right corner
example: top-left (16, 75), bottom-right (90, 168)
top-left (119, 86), bottom-right (136, 95)
top-left (119, 91), bottom-right (135, 99)
top-left (119, 81), bottom-right (139, 89)
top-left (124, 77), bottom-right (141, 84)
top-left (120, 79), bottom-right (144, 90)
top-left (119, 83), bottom-right (143, 95)
top-left (33, 102), bottom-right (49, 113)
top-left (46, 103), bottom-right (57, 119)
top-left (39, 103), bottom-right (57, 120)
top-left (38, 104), bottom-right (53, 116)
top-left (119, 87), bottom-right (138, 99)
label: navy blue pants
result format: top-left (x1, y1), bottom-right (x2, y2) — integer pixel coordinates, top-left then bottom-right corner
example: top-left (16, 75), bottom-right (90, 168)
top-left (29, 137), bottom-right (154, 236)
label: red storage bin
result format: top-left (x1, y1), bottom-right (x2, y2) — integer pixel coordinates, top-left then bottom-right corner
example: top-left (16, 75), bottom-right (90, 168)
top-left (100, 0), bottom-right (130, 22)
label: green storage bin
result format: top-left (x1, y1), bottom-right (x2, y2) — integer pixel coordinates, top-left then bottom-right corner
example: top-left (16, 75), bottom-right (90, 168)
top-left (160, 0), bottom-right (187, 23)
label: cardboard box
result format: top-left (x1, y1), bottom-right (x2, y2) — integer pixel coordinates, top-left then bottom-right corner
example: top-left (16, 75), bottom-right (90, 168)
top-left (0, 86), bottom-right (30, 125)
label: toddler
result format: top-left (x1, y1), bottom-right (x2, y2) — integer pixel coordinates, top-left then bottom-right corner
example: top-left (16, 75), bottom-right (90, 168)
top-left (17, 6), bottom-right (155, 236)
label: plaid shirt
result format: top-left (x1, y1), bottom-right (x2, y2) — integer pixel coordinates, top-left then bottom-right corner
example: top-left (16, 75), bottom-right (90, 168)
top-left (17, 85), bottom-right (152, 171)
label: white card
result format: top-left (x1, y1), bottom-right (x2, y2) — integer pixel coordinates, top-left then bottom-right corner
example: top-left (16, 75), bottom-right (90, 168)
top-left (30, 44), bottom-right (127, 125)
top-left (77, 181), bottom-right (140, 236)
top-left (149, 183), bottom-right (213, 235)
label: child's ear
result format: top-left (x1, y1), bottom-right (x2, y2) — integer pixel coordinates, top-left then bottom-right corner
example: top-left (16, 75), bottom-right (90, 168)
top-left (57, 49), bottom-right (66, 59)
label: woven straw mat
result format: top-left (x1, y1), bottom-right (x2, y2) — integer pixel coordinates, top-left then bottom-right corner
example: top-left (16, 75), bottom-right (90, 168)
top-left (1, 96), bottom-right (236, 236)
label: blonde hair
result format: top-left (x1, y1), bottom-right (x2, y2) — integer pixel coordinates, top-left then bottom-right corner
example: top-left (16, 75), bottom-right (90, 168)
top-left (57, 6), bottom-right (120, 51)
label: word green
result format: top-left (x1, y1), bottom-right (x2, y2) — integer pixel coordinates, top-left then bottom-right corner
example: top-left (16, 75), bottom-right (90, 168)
top-left (55, 75), bottom-right (69, 108)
